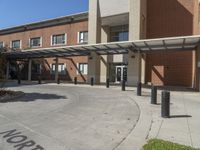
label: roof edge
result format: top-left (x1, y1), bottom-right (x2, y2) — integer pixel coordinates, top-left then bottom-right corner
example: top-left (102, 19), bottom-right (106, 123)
top-left (0, 11), bottom-right (88, 35)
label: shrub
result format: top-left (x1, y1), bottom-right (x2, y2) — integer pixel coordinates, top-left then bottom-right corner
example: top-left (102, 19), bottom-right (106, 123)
top-left (0, 48), bottom-right (7, 89)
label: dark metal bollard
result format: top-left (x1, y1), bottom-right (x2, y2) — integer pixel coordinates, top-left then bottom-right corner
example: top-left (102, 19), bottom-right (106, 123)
top-left (151, 86), bottom-right (157, 104)
top-left (18, 77), bottom-right (21, 85)
top-left (38, 76), bottom-right (41, 84)
top-left (161, 91), bottom-right (170, 118)
top-left (121, 80), bottom-right (126, 91)
top-left (74, 77), bottom-right (77, 85)
top-left (137, 82), bottom-right (142, 96)
top-left (57, 78), bottom-right (60, 84)
top-left (91, 77), bottom-right (94, 86)
top-left (106, 78), bottom-right (109, 88)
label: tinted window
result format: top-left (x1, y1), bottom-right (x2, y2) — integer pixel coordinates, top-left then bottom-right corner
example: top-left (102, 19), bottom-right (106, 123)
top-left (52, 34), bottom-right (66, 45)
top-left (30, 37), bottom-right (41, 47)
top-left (12, 40), bottom-right (21, 49)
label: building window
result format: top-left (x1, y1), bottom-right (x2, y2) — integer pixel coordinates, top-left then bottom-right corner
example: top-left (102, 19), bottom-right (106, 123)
top-left (77, 63), bottom-right (88, 75)
top-left (30, 37), bottom-right (41, 48)
top-left (0, 42), bottom-right (4, 48)
top-left (51, 63), bottom-right (66, 74)
top-left (78, 31), bottom-right (88, 43)
top-left (11, 40), bottom-right (21, 49)
top-left (110, 25), bottom-right (129, 42)
top-left (52, 34), bottom-right (66, 46)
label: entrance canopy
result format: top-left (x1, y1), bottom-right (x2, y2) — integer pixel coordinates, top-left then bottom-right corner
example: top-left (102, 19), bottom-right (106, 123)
top-left (3, 35), bottom-right (200, 59)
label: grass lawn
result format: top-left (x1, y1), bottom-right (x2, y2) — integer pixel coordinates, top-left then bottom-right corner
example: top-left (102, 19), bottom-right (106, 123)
top-left (143, 139), bottom-right (200, 150)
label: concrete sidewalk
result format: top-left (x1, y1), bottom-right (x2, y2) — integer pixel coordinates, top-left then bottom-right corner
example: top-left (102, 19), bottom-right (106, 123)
top-left (0, 82), bottom-right (140, 150)
top-left (1, 81), bottom-right (200, 150)
top-left (42, 83), bottom-right (200, 150)
top-left (115, 87), bottom-right (200, 150)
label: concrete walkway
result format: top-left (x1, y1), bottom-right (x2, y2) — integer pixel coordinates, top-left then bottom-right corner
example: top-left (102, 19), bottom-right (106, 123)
top-left (117, 87), bottom-right (200, 150)
top-left (0, 82), bottom-right (140, 150)
top-left (0, 81), bottom-right (200, 150)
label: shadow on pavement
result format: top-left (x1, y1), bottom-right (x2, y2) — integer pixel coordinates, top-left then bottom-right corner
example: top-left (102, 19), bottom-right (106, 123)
top-left (4, 81), bottom-right (53, 88)
top-left (0, 92), bottom-right (67, 103)
top-left (170, 115), bottom-right (192, 118)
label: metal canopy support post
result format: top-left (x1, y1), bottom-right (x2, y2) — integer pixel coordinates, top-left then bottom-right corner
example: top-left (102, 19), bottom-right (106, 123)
top-left (17, 64), bottom-right (21, 84)
top-left (195, 45), bottom-right (200, 91)
top-left (55, 57), bottom-right (59, 82)
top-left (28, 59), bottom-right (32, 81)
top-left (6, 61), bottom-right (10, 80)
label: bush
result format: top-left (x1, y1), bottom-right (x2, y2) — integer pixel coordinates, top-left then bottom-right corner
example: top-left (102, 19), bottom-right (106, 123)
top-left (0, 49), bottom-right (7, 89)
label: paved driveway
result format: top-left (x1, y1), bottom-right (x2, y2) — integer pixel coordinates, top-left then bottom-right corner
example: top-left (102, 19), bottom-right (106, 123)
top-left (0, 83), bottom-right (140, 150)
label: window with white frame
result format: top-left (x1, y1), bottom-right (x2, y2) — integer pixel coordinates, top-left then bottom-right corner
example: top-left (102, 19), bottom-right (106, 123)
top-left (77, 63), bottom-right (88, 75)
top-left (0, 42), bottom-right (4, 48)
top-left (11, 40), bottom-right (21, 49)
top-left (51, 63), bottom-right (65, 74)
top-left (30, 37), bottom-right (41, 47)
top-left (52, 34), bottom-right (66, 45)
top-left (78, 31), bottom-right (88, 43)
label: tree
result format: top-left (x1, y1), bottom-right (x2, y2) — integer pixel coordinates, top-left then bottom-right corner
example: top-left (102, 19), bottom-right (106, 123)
top-left (0, 47), bottom-right (7, 88)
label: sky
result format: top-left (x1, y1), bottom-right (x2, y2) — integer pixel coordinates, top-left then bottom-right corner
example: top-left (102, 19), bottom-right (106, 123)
top-left (0, 0), bottom-right (89, 29)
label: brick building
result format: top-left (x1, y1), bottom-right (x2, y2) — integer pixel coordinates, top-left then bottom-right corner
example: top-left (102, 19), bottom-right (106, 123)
top-left (0, 13), bottom-right (89, 81)
top-left (1, 0), bottom-right (200, 90)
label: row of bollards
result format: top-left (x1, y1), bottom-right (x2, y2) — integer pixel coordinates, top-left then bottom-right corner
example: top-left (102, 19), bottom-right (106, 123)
top-left (18, 78), bottom-right (21, 84)
top-left (122, 80), bottom-right (126, 91)
top-left (74, 77), bottom-right (77, 85)
top-left (151, 86), bottom-right (157, 105)
top-left (137, 82), bottom-right (142, 96)
top-left (150, 85), bottom-right (170, 118)
top-left (161, 90), bottom-right (170, 118)
top-left (106, 78), bottom-right (110, 88)
top-left (34, 76), bottom-right (170, 118)
top-left (38, 76), bottom-right (41, 84)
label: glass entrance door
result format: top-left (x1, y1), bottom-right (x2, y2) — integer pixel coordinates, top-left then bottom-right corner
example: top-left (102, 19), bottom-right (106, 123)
top-left (115, 66), bottom-right (127, 83)
top-left (116, 67), bottom-right (122, 82)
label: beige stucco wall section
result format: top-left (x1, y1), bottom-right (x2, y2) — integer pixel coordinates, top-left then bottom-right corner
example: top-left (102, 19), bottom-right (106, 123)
top-left (98, 0), bottom-right (129, 17)
top-left (127, 0), bottom-right (147, 85)
top-left (100, 26), bottom-right (110, 82)
top-left (192, 0), bottom-right (200, 88)
top-left (88, 0), bottom-right (101, 44)
top-left (88, 0), bottom-right (101, 84)
top-left (88, 0), bottom-right (147, 85)
top-left (141, 0), bottom-right (147, 84)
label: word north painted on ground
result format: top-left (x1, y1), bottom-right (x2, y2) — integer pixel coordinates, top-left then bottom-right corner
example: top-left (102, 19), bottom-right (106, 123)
top-left (0, 129), bottom-right (44, 150)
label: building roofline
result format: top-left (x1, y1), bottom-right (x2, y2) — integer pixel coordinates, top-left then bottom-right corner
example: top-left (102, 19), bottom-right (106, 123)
top-left (0, 11), bottom-right (88, 35)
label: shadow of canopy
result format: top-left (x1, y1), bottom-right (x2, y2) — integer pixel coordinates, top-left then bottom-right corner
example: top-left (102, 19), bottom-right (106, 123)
top-left (1, 92), bottom-right (67, 103)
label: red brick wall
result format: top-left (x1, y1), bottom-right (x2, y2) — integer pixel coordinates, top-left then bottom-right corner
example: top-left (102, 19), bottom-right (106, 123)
top-left (146, 0), bottom-right (198, 87)
top-left (147, 0), bottom-right (194, 38)
top-left (39, 57), bottom-right (88, 82)
top-left (0, 20), bottom-right (89, 82)
top-left (0, 20), bottom-right (88, 48)
top-left (146, 51), bottom-right (193, 87)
